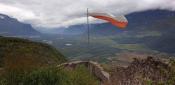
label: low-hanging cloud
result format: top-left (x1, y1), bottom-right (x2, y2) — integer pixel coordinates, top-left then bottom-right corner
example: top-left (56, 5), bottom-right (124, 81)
top-left (0, 0), bottom-right (175, 28)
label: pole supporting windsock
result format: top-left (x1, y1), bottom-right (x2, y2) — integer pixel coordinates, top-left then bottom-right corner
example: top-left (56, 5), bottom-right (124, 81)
top-left (87, 8), bottom-right (90, 46)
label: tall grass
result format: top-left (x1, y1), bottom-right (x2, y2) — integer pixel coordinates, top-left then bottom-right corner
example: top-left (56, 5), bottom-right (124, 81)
top-left (0, 65), bottom-right (99, 85)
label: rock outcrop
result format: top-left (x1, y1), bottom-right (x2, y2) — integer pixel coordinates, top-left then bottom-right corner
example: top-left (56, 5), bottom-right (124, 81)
top-left (110, 57), bottom-right (170, 85)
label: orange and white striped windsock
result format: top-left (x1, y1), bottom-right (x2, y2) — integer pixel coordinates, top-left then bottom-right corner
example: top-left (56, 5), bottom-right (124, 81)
top-left (89, 12), bottom-right (128, 29)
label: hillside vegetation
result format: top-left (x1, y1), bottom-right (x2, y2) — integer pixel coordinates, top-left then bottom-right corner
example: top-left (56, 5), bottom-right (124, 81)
top-left (0, 36), bottom-right (66, 69)
top-left (0, 36), bottom-right (99, 85)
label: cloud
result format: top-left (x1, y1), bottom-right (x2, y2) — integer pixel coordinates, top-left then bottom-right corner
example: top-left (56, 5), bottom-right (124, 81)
top-left (0, 0), bottom-right (175, 28)
top-left (0, 3), bottom-right (38, 21)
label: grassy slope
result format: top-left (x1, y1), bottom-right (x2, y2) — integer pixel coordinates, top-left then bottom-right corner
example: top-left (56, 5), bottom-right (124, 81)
top-left (0, 36), bottom-right (66, 68)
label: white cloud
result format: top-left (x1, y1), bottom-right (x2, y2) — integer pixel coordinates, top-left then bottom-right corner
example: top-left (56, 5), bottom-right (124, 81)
top-left (0, 3), bottom-right (38, 21)
top-left (0, 0), bottom-right (175, 28)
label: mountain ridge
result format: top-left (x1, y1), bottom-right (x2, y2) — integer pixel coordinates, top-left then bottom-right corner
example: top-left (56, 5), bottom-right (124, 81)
top-left (0, 14), bottom-right (40, 36)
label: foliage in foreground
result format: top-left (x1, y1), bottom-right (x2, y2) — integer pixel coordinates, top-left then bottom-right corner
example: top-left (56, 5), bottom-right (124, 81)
top-left (0, 65), bottom-right (99, 85)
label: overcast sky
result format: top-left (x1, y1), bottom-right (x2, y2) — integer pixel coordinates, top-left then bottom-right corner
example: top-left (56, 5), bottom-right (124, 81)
top-left (0, 0), bottom-right (175, 28)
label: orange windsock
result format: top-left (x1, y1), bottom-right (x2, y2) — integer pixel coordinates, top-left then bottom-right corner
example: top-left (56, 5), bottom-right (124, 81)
top-left (89, 12), bottom-right (128, 28)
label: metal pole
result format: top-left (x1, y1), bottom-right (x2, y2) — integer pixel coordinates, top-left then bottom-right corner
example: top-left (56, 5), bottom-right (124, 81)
top-left (87, 8), bottom-right (90, 46)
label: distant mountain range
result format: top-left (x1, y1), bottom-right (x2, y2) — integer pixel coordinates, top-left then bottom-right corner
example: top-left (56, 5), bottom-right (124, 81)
top-left (0, 14), bottom-right (40, 36)
top-left (1, 10), bottom-right (174, 36)
top-left (44, 10), bottom-right (175, 35)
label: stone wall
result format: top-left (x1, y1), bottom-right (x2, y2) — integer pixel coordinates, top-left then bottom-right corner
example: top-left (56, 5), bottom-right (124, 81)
top-left (57, 61), bottom-right (111, 85)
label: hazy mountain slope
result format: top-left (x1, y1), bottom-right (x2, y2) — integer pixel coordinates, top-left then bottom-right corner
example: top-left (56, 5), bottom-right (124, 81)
top-left (0, 14), bottom-right (40, 36)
